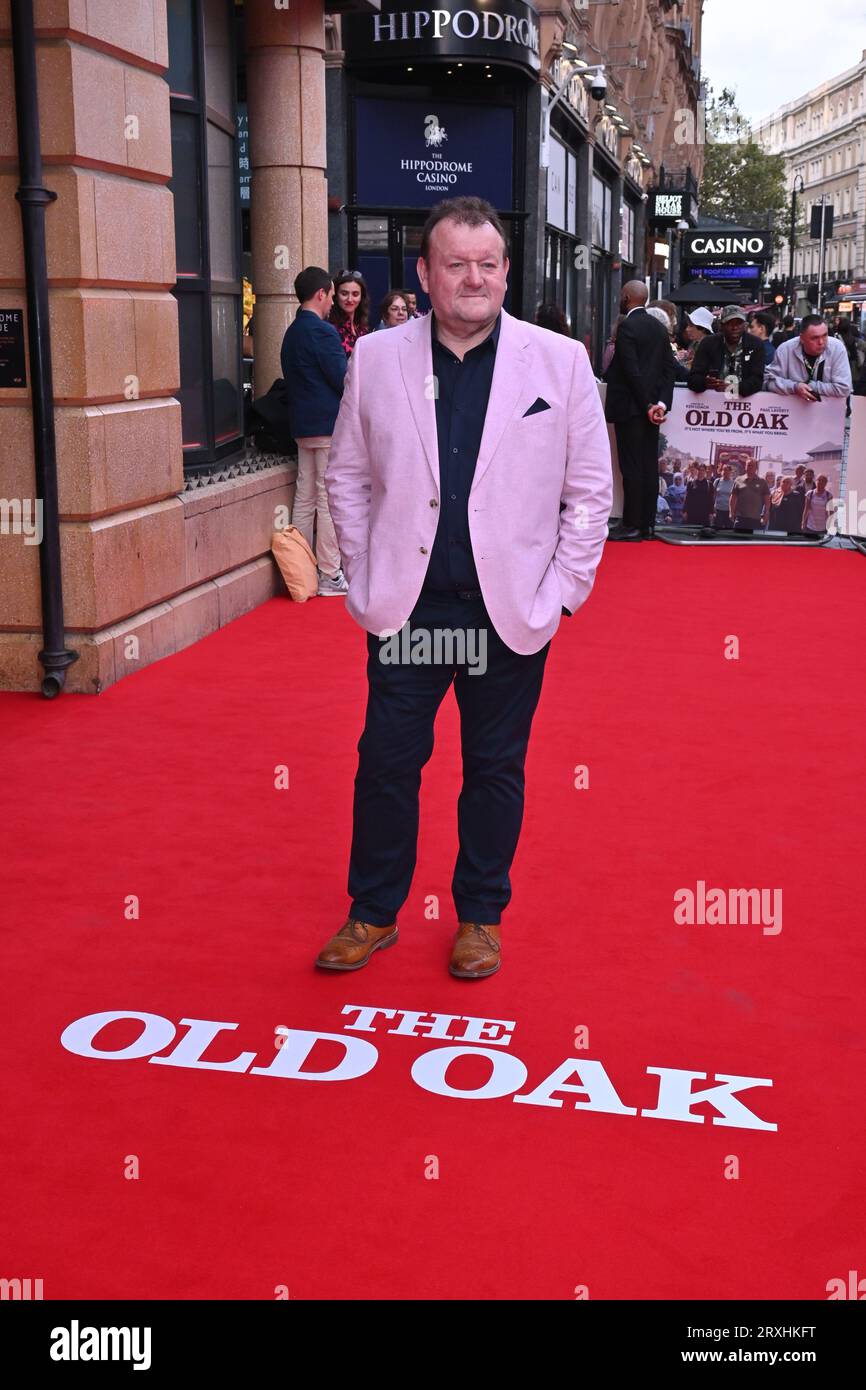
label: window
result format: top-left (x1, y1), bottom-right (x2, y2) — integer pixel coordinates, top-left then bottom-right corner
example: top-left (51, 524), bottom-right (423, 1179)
top-left (620, 201), bottom-right (635, 265)
top-left (168, 0), bottom-right (242, 471)
top-left (591, 174), bottom-right (611, 251)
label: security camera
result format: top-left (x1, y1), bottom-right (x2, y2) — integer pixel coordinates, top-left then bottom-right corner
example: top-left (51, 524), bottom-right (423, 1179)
top-left (589, 69), bottom-right (607, 101)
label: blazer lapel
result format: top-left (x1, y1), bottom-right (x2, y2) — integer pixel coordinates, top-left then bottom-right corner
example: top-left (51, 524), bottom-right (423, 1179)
top-left (398, 313), bottom-right (439, 493)
top-left (470, 308), bottom-right (536, 496)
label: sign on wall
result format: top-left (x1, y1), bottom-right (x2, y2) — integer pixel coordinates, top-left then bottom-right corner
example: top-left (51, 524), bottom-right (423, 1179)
top-left (0, 309), bottom-right (26, 389)
top-left (683, 229), bottom-right (772, 261)
top-left (648, 189), bottom-right (698, 227)
top-left (547, 137), bottom-right (566, 232)
top-left (658, 391), bottom-right (847, 502)
top-left (343, 0), bottom-right (541, 77)
top-left (690, 265), bottom-right (761, 281)
top-left (566, 151), bottom-right (577, 235)
top-left (237, 104), bottom-right (250, 207)
top-left (354, 97), bottom-right (513, 208)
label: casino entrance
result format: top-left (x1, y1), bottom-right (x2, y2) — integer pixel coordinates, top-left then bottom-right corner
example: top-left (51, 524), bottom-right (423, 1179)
top-left (328, 0), bottom-right (542, 322)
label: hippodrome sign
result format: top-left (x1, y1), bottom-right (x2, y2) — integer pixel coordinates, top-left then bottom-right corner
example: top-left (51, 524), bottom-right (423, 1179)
top-left (343, 0), bottom-right (541, 77)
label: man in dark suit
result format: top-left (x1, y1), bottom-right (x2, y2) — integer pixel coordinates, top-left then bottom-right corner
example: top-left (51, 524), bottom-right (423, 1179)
top-left (687, 305), bottom-right (765, 397)
top-left (280, 267), bottom-right (349, 596)
top-left (604, 280), bottom-right (675, 540)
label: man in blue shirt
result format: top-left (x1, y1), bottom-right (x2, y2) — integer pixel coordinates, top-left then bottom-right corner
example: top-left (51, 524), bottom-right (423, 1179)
top-left (280, 267), bottom-right (349, 596)
top-left (748, 311), bottom-right (777, 365)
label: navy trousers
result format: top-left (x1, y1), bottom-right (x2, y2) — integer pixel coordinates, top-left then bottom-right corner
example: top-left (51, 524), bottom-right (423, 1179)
top-left (347, 590), bottom-right (551, 927)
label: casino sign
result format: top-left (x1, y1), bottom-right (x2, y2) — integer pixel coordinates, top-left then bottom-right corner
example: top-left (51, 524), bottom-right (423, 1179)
top-left (683, 229), bottom-right (773, 261)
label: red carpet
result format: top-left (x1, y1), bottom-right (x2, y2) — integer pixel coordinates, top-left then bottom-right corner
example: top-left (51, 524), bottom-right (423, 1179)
top-left (2, 543), bottom-right (865, 1300)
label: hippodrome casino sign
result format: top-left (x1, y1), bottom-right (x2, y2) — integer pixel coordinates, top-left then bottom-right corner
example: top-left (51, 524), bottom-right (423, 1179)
top-left (60, 1004), bottom-right (778, 1132)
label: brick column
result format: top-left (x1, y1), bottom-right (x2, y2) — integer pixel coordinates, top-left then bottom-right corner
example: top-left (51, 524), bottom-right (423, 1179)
top-left (0, 0), bottom-right (182, 690)
top-left (245, 0), bottom-right (328, 397)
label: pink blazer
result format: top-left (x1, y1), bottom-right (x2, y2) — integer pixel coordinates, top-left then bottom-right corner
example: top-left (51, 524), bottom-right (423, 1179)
top-left (324, 306), bottom-right (612, 655)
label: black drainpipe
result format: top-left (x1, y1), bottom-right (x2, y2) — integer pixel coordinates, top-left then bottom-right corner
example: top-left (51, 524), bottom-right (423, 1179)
top-left (12, 0), bottom-right (78, 698)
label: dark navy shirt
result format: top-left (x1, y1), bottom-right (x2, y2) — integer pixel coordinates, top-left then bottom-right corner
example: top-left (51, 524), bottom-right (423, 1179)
top-left (422, 311), bottom-right (501, 595)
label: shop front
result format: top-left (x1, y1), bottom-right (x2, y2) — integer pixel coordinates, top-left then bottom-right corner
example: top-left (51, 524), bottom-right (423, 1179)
top-left (589, 125), bottom-right (622, 373)
top-left (620, 151), bottom-right (646, 288)
top-left (541, 54), bottom-right (587, 337)
top-left (331, 0), bottom-right (541, 319)
top-left (543, 132), bottom-right (580, 329)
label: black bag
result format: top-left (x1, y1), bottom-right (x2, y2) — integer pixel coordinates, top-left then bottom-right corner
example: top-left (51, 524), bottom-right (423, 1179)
top-left (249, 378), bottom-right (296, 455)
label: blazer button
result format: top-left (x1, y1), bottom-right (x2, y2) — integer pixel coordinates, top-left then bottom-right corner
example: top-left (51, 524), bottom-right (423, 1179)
top-left (420, 546), bottom-right (428, 554)
top-left (430, 498), bottom-right (438, 507)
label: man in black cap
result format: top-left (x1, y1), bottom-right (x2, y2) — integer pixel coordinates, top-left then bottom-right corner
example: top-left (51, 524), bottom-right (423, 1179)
top-left (687, 306), bottom-right (765, 397)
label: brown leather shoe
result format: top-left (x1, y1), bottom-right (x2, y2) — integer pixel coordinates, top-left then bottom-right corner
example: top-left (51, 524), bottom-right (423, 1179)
top-left (315, 918), bottom-right (398, 971)
top-left (449, 922), bottom-right (501, 979)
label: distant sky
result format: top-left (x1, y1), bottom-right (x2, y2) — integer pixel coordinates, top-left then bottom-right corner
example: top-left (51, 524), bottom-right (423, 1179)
top-left (701, 0), bottom-right (866, 124)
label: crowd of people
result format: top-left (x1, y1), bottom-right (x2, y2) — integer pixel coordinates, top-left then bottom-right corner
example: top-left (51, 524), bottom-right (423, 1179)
top-left (603, 301), bottom-right (859, 399)
top-left (277, 269), bottom-right (431, 597)
top-left (276, 259), bottom-right (856, 581)
top-left (657, 459), bottom-right (833, 534)
top-left (325, 271), bottom-right (428, 356)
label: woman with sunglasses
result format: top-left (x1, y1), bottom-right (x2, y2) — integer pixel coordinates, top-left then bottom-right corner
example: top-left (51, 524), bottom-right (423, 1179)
top-left (328, 270), bottom-right (371, 357)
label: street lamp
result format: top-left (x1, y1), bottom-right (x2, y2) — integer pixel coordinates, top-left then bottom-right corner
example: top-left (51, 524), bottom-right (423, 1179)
top-left (788, 173), bottom-right (804, 319)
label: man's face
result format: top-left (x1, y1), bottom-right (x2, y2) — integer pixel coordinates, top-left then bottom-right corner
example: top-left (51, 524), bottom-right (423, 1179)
top-left (722, 316), bottom-right (746, 346)
top-left (750, 319), bottom-right (767, 340)
top-left (416, 219), bottom-right (508, 331)
top-left (801, 323), bottom-right (828, 356)
top-left (404, 293), bottom-right (417, 314)
top-left (746, 461), bottom-right (757, 477)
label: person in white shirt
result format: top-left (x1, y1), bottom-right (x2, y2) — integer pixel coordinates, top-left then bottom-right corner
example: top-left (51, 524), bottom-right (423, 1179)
top-left (765, 316), bottom-right (852, 399)
top-left (802, 474), bottom-right (832, 533)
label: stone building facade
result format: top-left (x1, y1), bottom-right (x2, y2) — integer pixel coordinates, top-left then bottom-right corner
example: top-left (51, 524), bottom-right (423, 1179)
top-left (755, 51), bottom-right (866, 317)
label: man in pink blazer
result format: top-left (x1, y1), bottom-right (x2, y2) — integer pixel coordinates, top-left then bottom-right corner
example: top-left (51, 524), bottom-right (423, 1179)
top-left (317, 195), bottom-right (612, 978)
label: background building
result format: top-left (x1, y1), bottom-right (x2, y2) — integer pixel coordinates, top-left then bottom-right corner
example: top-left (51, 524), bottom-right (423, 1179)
top-left (535, 0), bottom-right (704, 360)
top-left (325, 0), bottom-right (705, 363)
top-left (755, 52), bottom-right (866, 321)
top-left (0, 0), bottom-right (368, 694)
top-left (0, 0), bottom-right (702, 695)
